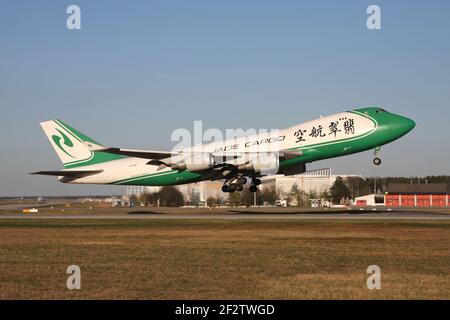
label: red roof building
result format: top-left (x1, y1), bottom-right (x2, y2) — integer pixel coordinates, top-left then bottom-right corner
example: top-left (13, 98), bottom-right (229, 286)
top-left (385, 183), bottom-right (449, 207)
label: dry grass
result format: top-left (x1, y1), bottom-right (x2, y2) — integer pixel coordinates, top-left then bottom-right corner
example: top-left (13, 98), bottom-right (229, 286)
top-left (0, 219), bottom-right (449, 299)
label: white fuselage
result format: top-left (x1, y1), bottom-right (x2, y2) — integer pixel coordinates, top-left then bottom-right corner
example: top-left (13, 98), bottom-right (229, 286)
top-left (68, 110), bottom-right (376, 185)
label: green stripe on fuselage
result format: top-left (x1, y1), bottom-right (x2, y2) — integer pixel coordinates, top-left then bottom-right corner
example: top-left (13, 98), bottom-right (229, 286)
top-left (113, 170), bottom-right (203, 186)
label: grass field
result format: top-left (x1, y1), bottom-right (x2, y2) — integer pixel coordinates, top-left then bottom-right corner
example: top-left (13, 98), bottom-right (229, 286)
top-left (0, 218), bottom-right (449, 299)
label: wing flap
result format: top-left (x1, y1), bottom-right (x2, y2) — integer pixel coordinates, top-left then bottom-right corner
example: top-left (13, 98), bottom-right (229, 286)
top-left (30, 170), bottom-right (103, 178)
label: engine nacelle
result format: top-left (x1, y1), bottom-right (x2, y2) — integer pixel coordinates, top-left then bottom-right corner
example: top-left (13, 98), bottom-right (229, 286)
top-left (279, 162), bottom-right (306, 175)
top-left (170, 153), bottom-right (214, 172)
top-left (238, 153), bottom-right (279, 175)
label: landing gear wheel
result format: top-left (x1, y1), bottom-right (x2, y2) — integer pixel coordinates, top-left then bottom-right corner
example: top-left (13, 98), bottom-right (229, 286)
top-left (235, 184), bottom-right (244, 192)
top-left (252, 178), bottom-right (262, 186)
top-left (228, 185), bottom-right (236, 193)
top-left (249, 185), bottom-right (258, 193)
top-left (373, 157), bottom-right (382, 166)
top-left (373, 147), bottom-right (381, 166)
top-left (221, 185), bottom-right (230, 193)
top-left (238, 177), bottom-right (247, 185)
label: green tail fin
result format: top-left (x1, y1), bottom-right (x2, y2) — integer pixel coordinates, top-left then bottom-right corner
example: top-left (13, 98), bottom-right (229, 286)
top-left (40, 119), bottom-right (124, 168)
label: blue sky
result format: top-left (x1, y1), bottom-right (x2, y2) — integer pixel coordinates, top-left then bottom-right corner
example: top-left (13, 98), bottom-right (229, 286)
top-left (1, 0), bottom-right (449, 196)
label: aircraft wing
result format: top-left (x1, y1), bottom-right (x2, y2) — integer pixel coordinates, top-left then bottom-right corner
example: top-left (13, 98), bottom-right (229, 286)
top-left (100, 147), bottom-right (303, 173)
top-left (98, 148), bottom-right (176, 160)
top-left (99, 147), bottom-right (302, 161)
top-left (30, 170), bottom-right (103, 178)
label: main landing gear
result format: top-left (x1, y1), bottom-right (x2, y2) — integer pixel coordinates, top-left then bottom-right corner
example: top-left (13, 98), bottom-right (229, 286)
top-left (249, 178), bottom-right (261, 193)
top-left (222, 177), bottom-right (246, 193)
top-left (373, 146), bottom-right (382, 166)
top-left (221, 177), bottom-right (261, 193)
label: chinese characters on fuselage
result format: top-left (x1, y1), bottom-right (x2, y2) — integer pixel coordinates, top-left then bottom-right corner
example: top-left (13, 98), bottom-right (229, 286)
top-left (294, 117), bottom-right (355, 144)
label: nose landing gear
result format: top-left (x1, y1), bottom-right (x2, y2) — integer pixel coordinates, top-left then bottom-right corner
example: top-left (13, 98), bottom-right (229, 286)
top-left (373, 146), bottom-right (382, 166)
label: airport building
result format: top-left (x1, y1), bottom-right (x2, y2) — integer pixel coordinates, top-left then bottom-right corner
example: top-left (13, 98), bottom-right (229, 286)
top-left (384, 183), bottom-right (450, 207)
top-left (261, 168), bottom-right (361, 196)
top-left (353, 193), bottom-right (385, 206)
top-left (354, 183), bottom-right (450, 207)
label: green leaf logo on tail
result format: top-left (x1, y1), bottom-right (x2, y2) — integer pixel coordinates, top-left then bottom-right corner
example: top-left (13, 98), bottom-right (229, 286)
top-left (52, 128), bottom-right (75, 158)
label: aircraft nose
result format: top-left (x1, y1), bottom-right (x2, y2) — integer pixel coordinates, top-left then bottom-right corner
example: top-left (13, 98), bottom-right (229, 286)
top-left (399, 116), bottom-right (416, 134)
top-left (391, 115), bottom-right (415, 136)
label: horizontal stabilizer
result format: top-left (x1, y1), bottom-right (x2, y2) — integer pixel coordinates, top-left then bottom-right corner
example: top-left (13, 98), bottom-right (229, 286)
top-left (30, 170), bottom-right (103, 178)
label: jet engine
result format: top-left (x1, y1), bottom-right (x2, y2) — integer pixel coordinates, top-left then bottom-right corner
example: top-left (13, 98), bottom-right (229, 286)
top-left (170, 153), bottom-right (214, 172)
top-left (238, 153), bottom-right (280, 175)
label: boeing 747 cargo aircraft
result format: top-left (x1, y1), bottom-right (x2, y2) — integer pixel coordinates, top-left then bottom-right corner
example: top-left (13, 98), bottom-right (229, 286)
top-left (32, 107), bottom-right (415, 193)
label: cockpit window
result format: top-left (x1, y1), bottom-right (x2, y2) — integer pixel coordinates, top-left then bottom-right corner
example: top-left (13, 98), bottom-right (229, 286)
top-left (376, 108), bottom-right (387, 113)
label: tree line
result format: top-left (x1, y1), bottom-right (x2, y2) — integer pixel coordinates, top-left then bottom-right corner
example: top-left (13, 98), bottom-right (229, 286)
top-left (129, 175), bottom-right (450, 207)
top-left (129, 186), bottom-right (185, 207)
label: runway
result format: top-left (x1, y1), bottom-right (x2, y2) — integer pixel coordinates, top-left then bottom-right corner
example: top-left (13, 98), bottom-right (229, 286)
top-left (0, 211), bottom-right (449, 220)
